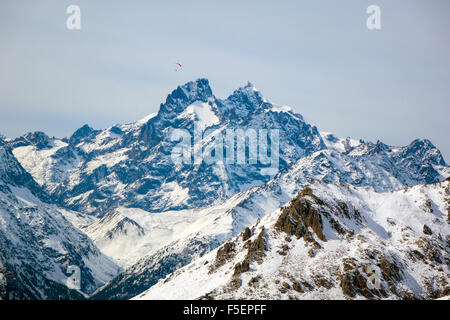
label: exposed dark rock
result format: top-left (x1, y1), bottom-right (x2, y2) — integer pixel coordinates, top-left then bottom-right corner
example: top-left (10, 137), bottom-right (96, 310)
top-left (230, 228), bottom-right (267, 289)
top-left (423, 224), bottom-right (433, 235)
top-left (292, 281), bottom-right (304, 293)
top-left (277, 244), bottom-right (289, 256)
top-left (242, 227), bottom-right (252, 241)
top-left (424, 199), bottom-right (433, 213)
top-left (275, 188), bottom-right (326, 241)
top-left (377, 254), bottom-right (403, 294)
top-left (248, 276), bottom-right (261, 286)
top-left (416, 238), bottom-right (443, 264)
top-left (314, 276), bottom-right (334, 289)
top-left (245, 228), bottom-right (267, 263)
top-left (281, 282), bottom-right (290, 289)
top-left (340, 268), bottom-right (373, 299)
top-left (210, 242), bottom-right (236, 273)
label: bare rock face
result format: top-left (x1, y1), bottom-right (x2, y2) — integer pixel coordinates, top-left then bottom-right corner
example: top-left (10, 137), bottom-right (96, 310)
top-left (423, 224), bottom-right (433, 235)
top-left (275, 189), bottom-right (326, 241)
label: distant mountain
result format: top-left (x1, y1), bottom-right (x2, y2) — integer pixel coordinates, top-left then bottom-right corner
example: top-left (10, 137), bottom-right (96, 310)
top-left (0, 142), bottom-right (120, 299)
top-left (221, 137), bottom-right (450, 228)
top-left (134, 179), bottom-right (450, 300)
top-left (10, 79), bottom-right (326, 216)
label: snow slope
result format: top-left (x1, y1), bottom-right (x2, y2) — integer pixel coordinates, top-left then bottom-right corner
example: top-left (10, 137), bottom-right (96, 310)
top-left (135, 179), bottom-right (450, 300)
top-left (85, 204), bottom-right (236, 268)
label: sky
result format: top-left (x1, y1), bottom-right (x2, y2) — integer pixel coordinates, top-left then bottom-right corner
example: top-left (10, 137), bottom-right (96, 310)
top-left (0, 0), bottom-right (449, 161)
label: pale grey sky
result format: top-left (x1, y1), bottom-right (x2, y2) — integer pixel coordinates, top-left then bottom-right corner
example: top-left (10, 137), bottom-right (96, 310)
top-left (1, 0), bottom-right (449, 161)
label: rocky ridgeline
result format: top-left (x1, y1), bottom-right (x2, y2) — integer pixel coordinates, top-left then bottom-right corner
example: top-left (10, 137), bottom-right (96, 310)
top-left (135, 180), bottom-right (449, 300)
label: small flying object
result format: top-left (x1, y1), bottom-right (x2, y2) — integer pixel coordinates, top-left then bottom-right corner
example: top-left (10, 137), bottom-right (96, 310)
top-left (174, 62), bottom-right (182, 71)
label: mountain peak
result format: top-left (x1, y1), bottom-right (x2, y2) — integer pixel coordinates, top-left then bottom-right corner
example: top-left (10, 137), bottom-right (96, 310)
top-left (235, 80), bottom-right (262, 95)
top-left (245, 81), bottom-right (255, 88)
top-left (220, 81), bottom-right (267, 118)
top-left (23, 131), bottom-right (53, 150)
top-left (177, 78), bottom-right (212, 100)
top-left (69, 124), bottom-right (95, 145)
top-left (403, 138), bottom-right (446, 166)
top-left (159, 79), bottom-right (213, 117)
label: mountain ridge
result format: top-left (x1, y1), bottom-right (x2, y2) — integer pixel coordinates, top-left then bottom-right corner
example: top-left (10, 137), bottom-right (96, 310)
top-left (135, 179), bottom-right (450, 300)
top-left (8, 78), bottom-right (327, 216)
top-left (0, 78), bottom-right (448, 300)
top-left (0, 143), bottom-right (121, 299)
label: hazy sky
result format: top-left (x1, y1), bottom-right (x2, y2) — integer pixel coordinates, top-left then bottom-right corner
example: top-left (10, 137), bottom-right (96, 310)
top-left (1, 0), bottom-right (449, 161)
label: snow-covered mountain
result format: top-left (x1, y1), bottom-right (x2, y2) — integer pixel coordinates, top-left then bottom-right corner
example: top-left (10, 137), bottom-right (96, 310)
top-left (134, 179), bottom-right (450, 300)
top-left (0, 141), bottom-right (120, 299)
top-left (88, 133), bottom-right (449, 299)
top-left (1, 79), bottom-right (449, 300)
top-left (10, 79), bottom-right (326, 216)
top-left (220, 137), bottom-right (450, 231)
top-left (89, 191), bottom-right (261, 299)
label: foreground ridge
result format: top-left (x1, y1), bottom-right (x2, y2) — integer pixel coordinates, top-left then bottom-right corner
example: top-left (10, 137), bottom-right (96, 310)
top-left (135, 179), bottom-right (450, 300)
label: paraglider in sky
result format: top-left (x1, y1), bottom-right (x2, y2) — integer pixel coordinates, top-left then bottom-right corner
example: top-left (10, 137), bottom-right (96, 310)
top-left (174, 62), bottom-right (182, 71)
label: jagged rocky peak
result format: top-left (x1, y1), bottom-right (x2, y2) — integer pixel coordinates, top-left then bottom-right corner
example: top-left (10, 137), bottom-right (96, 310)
top-left (348, 138), bottom-right (446, 166)
top-left (371, 140), bottom-right (391, 154)
top-left (107, 216), bottom-right (145, 239)
top-left (346, 139), bottom-right (390, 156)
top-left (401, 138), bottom-right (446, 166)
top-left (23, 131), bottom-right (52, 149)
top-left (218, 80), bottom-right (268, 119)
top-left (322, 132), bottom-right (340, 143)
top-left (7, 131), bottom-right (53, 150)
top-left (146, 78), bottom-right (279, 126)
top-left (158, 78), bottom-right (214, 116)
top-left (110, 125), bottom-right (124, 135)
top-left (69, 124), bottom-right (96, 145)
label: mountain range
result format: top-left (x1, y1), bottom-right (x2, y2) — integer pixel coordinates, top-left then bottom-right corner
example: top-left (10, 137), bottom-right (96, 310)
top-left (0, 79), bottom-right (448, 300)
